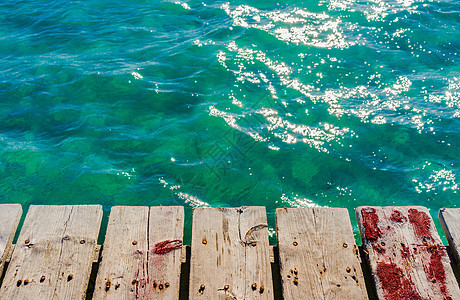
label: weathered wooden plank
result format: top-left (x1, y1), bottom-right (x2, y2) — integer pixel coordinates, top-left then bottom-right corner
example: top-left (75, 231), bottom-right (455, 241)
top-left (357, 206), bottom-right (460, 300)
top-left (276, 207), bottom-right (368, 300)
top-left (0, 205), bottom-right (102, 299)
top-left (94, 206), bottom-right (184, 299)
top-left (439, 208), bottom-right (460, 266)
top-left (189, 207), bottom-right (273, 299)
top-left (0, 204), bottom-right (22, 276)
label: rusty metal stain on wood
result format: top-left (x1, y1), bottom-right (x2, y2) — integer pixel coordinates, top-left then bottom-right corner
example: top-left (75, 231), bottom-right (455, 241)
top-left (357, 206), bottom-right (460, 300)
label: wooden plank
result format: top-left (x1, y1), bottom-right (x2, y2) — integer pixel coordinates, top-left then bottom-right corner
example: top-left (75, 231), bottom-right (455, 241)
top-left (189, 207), bottom-right (273, 299)
top-left (439, 208), bottom-right (460, 266)
top-left (0, 205), bottom-right (102, 299)
top-left (94, 206), bottom-right (184, 299)
top-left (276, 207), bottom-right (368, 300)
top-left (357, 206), bottom-right (460, 300)
top-left (0, 204), bottom-right (22, 276)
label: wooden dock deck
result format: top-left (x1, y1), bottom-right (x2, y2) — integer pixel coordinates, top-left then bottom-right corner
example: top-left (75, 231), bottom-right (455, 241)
top-left (0, 204), bottom-right (459, 299)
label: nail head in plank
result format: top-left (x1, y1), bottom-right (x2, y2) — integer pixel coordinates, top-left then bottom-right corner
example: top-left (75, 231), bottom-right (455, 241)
top-left (189, 206), bottom-right (273, 299)
top-left (0, 204), bottom-right (22, 275)
top-left (276, 207), bottom-right (368, 300)
top-left (357, 206), bottom-right (460, 300)
top-left (94, 206), bottom-right (184, 299)
top-left (439, 208), bottom-right (460, 266)
top-left (0, 205), bottom-right (103, 300)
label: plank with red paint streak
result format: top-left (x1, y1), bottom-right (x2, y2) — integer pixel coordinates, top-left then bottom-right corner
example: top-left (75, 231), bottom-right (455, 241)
top-left (356, 206), bottom-right (460, 300)
top-left (439, 208), bottom-right (460, 267)
top-left (94, 206), bottom-right (184, 299)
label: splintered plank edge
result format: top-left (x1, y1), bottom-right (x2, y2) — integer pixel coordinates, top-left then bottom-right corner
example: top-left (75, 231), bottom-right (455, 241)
top-left (0, 204), bottom-right (22, 275)
top-left (276, 207), bottom-right (368, 300)
top-left (439, 208), bottom-right (460, 266)
top-left (357, 206), bottom-right (460, 300)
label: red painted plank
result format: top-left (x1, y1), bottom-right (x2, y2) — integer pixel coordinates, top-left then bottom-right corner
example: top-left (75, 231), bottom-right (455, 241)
top-left (356, 206), bottom-right (460, 300)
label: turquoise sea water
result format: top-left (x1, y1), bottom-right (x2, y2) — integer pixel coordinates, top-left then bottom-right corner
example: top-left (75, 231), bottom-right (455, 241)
top-left (0, 0), bottom-right (458, 244)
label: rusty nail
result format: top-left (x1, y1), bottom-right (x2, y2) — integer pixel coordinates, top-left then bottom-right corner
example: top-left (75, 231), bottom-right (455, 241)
top-left (346, 267), bottom-right (351, 273)
top-left (343, 242), bottom-right (348, 248)
top-left (153, 281), bottom-right (157, 289)
top-left (293, 241), bottom-right (298, 246)
top-left (17, 280), bottom-right (22, 287)
top-left (293, 268), bottom-right (298, 275)
top-left (105, 281), bottom-right (111, 292)
top-left (115, 283), bottom-right (120, 290)
top-left (224, 284), bottom-right (229, 291)
top-left (202, 237), bottom-right (207, 245)
top-left (132, 240), bottom-right (137, 245)
top-left (252, 283), bottom-right (257, 291)
top-left (24, 279), bottom-right (29, 286)
top-left (40, 275), bottom-right (46, 283)
top-left (287, 274), bottom-right (291, 278)
top-left (198, 284), bottom-right (205, 294)
top-left (24, 239), bottom-right (30, 244)
top-left (159, 284), bottom-right (164, 290)
top-left (132, 279), bottom-right (137, 285)
top-left (251, 241), bottom-right (257, 247)
top-left (67, 274), bottom-right (73, 282)
top-left (165, 282), bottom-right (170, 288)
top-left (294, 280), bottom-right (298, 286)
top-left (259, 286), bottom-right (264, 294)
top-left (80, 240), bottom-right (85, 244)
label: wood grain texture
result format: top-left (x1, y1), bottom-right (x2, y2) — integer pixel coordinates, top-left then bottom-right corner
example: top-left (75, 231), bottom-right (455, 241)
top-left (189, 207), bottom-right (273, 299)
top-left (357, 206), bottom-right (460, 300)
top-left (439, 208), bottom-right (460, 266)
top-left (94, 206), bottom-right (184, 299)
top-left (0, 205), bottom-right (102, 300)
top-left (276, 207), bottom-right (368, 300)
top-left (0, 204), bottom-right (22, 276)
